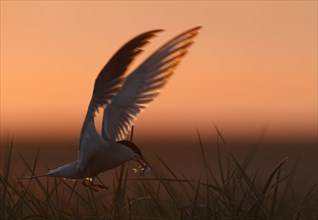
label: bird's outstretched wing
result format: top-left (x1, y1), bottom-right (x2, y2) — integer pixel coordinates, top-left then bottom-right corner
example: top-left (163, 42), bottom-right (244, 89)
top-left (102, 26), bottom-right (201, 141)
top-left (78, 29), bottom-right (163, 170)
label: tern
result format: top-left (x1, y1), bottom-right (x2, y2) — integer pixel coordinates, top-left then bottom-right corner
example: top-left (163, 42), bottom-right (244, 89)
top-left (23, 26), bottom-right (201, 191)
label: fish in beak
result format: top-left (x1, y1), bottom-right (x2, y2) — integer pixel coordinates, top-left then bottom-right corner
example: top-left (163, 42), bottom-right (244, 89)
top-left (133, 155), bottom-right (152, 176)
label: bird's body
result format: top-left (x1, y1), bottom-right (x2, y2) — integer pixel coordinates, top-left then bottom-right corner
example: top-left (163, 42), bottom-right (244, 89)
top-left (23, 27), bottom-right (201, 190)
top-left (46, 142), bottom-right (134, 179)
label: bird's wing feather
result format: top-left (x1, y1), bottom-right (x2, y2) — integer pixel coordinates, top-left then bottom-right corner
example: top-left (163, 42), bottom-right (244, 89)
top-left (78, 30), bottom-right (163, 170)
top-left (102, 26), bottom-right (201, 141)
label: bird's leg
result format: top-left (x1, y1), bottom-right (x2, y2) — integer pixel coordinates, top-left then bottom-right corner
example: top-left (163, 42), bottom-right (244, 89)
top-left (91, 177), bottom-right (109, 190)
top-left (81, 178), bottom-right (98, 191)
top-left (81, 177), bottom-right (108, 192)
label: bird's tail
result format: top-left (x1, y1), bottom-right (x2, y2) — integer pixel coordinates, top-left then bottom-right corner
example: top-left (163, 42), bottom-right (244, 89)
top-left (20, 173), bottom-right (50, 181)
top-left (20, 160), bottom-right (79, 181)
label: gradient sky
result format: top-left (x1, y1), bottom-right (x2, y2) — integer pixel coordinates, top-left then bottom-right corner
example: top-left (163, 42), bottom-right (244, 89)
top-left (1, 1), bottom-right (317, 142)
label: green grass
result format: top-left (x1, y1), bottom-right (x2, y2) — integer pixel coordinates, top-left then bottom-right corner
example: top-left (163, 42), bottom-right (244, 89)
top-left (1, 130), bottom-right (317, 220)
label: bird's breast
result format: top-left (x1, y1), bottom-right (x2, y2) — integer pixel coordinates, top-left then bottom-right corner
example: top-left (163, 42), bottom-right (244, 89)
top-left (85, 145), bottom-right (133, 177)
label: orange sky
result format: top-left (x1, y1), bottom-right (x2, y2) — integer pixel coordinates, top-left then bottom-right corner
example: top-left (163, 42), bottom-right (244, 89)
top-left (1, 1), bottom-right (317, 142)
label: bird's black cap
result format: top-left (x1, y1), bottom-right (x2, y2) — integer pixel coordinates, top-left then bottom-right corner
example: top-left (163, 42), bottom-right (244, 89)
top-left (117, 140), bottom-right (143, 157)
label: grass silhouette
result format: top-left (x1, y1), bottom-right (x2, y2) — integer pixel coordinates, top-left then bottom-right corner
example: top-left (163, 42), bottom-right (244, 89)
top-left (1, 129), bottom-right (317, 219)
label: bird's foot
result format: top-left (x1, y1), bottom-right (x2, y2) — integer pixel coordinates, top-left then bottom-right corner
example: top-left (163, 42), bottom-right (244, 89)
top-left (81, 178), bottom-right (109, 192)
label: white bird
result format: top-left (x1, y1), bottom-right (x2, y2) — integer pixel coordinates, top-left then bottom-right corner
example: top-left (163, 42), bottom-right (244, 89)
top-left (23, 26), bottom-right (201, 191)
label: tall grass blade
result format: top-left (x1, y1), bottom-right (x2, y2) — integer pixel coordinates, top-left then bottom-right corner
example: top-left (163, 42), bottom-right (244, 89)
top-left (191, 175), bottom-right (201, 218)
top-left (196, 129), bottom-right (208, 173)
top-left (252, 157), bottom-right (288, 219)
top-left (18, 152), bottom-right (47, 194)
top-left (270, 164), bottom-right (281, 216)
top-left (292, 183), bottom-right (318, 220)
top-left (1, 137), bottom-right (13, 220)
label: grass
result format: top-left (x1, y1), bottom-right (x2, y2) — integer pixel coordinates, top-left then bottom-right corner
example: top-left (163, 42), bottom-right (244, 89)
top-left (1, 130), bottom-right (317, 220)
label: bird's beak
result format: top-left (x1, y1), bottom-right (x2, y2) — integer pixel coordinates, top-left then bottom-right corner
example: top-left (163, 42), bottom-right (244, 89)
top-left (136, 155), bottom-right (150, 168)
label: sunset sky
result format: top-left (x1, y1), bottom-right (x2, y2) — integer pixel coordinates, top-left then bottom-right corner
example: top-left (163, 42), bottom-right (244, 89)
top-left (1, 1), bottom-right (317, 142)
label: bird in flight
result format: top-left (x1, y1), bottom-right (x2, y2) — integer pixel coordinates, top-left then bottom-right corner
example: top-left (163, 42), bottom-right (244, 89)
top-left (23, 26), bottom-right (201, 191)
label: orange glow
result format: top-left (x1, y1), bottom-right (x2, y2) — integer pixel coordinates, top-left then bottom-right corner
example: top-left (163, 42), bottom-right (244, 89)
top-left (1, 1), bottom-right (317, 141)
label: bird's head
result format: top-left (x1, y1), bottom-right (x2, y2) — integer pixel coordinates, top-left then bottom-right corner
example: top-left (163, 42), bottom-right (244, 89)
top-left (117, 140), bottom-right (151, 175)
